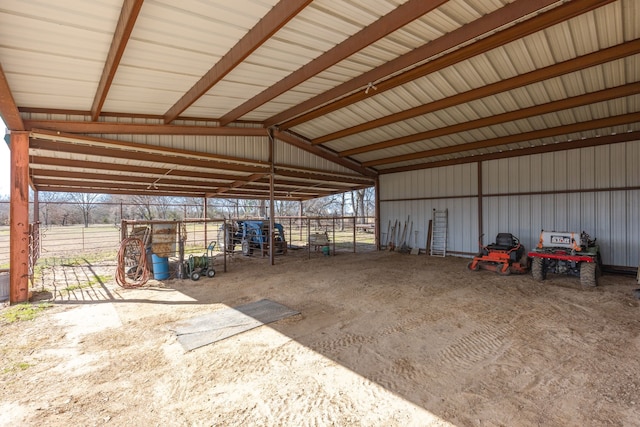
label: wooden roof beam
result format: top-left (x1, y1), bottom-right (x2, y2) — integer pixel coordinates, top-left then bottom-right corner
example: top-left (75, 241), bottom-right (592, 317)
top-left (24, 120), bottom-right (266, 136)
top-left (29, 138), bottom-right (268, 174)
top-left (380, 132), bottom-right (640, 174)
top-left (322, 37), bottom-right (640, 145)
top-left (278, 0), bottom-right (613, 131)
top-left (0, 62), bottom-right (24, 131)
top-left (91, 0), bottom-right (144, 121)
top-left (219, 0), bottom-right (448, 126)
top-left (209, 173), bottom-right (267, 197)
top-left (274, 129), bottom-right (376, 177)
top-left (340, 81), bottom-right (640, 157)
top-left (30, 169), bottom-right (229, 190)
top-left (163, 0), bottom-right (312, 123)
top-left (366, 112), bottom-right (640, 167)
top-left (29, 156), bottom-right (249, 182)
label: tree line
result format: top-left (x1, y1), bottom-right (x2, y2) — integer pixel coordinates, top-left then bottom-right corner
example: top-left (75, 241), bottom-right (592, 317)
top-left (0, 188), bottom-right (375, 227)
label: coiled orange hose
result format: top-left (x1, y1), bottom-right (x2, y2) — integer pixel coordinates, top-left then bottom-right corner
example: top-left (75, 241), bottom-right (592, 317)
top-left (116, 237), bottom-right (149, 288)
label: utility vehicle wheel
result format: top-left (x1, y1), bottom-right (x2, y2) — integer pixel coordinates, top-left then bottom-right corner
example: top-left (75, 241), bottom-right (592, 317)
top-left (207, 269), bottom-right (216, 278)
top-left (241, 240), bottom-right (251, 256)
top-left (519, 247), bottom-right (530, 270)
top-left (467, 261), bottom-right (480, 271)
top-left (190, 271), bottom-right (201, 281)
top-left (531, 257), bottom-right (545, 282)
top-left (580, 261), bottom-right (597, 287)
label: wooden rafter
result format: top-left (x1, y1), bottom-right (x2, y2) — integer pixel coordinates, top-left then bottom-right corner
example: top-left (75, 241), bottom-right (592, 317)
top-left (0, 62), bottom-right (24, 131)
top-left (274, 129), bottom-right (376, 177)
top-left (379, 132), bottom-right (640, 174)
top-left (319, 38), bottom-right (640, 145)
top-left (208, 173), bottom-right (267, 197)
top-left (276, 0), bottom-right (614, 131)
top-left (218, 0), bottom-right (449, 126)
top-left (340, 82), bottom-right (640, 157)
top-left (24, 120), bottom-right (267, 136)
top-left (163, 0), bottom-right (313, 123)
top-left (366, 113), bottom-right (640, 168)
top-left (29, 138), bottom-right (268, 174)
top-left (91, 0), bottom-right (144, 121)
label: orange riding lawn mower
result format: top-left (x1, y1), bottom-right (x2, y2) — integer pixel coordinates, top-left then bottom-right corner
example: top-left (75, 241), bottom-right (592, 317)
top-left (467, 233), bottom-right (530, 275)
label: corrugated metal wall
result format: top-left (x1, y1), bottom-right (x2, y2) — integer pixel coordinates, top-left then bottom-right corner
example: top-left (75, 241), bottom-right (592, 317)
top-left (380, 139), bottom-right (640, 267)
top-left (380, 163), bottom-right (478, 255)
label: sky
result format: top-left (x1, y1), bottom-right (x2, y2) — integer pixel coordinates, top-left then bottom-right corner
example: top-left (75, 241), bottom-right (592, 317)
top-left (1, 118), bottom-right (9, 197)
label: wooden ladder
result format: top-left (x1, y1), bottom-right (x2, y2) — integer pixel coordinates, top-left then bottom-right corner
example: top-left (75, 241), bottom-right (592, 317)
top-left (430, 209), bottom-right (448, 257)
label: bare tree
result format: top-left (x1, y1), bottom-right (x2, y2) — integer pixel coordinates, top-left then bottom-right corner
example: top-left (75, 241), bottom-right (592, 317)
top-left (38, 191), bottom-right (67, 226)
top-left (350, 189), bottom-right (367, 224)
top-left (68, 193), bottom-right (103, 227)
top-left (184, 197), bottom-right (205, 218)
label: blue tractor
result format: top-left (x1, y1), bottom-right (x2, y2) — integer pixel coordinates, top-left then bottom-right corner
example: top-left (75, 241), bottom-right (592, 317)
top-left (217, 220), bottom-right (287, 256)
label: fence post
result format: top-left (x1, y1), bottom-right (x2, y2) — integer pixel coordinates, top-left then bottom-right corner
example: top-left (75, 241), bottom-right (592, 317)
top-left (353, 216), bottom-right (356, 253)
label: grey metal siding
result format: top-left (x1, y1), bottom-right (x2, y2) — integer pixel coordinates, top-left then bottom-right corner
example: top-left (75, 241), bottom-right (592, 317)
top-left (381, 139), bottom-right (640, 267)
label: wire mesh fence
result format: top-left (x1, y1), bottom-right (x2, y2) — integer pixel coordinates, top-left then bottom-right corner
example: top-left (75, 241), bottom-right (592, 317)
top-left (0, 215), bottom-right (377, 273)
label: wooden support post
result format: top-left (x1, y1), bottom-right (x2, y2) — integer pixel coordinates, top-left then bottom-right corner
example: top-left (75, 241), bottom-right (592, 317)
top-left (203, 197), bottom-right (208, 246)
top-left (375, 176), bottom-right (380, 250)
top-left (268, 128), bottom-right (275, 266)
top-left (9, 131), bottom-right (30, 304)
top-left (477, 161), bottom-right (483, 239)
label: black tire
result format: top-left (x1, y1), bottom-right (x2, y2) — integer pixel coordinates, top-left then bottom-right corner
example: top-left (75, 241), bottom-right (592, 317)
top-left (497, 264), bottom-right (511, 276)
top-left (596, 252), bottom-right (603, 278)
top-left (207, 269), bottom-right (216, 278)
top-left (580, 261), bottom-right (597, 287)
top-left (467, 260), bottom-right (480, 271)
top-left (190, 271), bottom-right (201, 281)
top-left (519, 246), bottom-right (529, 270)
top-left (531, 257), bottom-right (545, 282)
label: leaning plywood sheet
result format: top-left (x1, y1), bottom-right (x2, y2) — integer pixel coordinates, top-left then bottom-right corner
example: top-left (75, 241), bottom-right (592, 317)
top-left (171, 299), bottom-right (299, 351)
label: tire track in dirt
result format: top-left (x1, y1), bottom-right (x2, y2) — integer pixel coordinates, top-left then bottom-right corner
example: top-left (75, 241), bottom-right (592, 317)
top-left (437, 323), bottom-right (516, 370)
top-left (377, 309), bottom-right (444, 337)
top-left (367, 357), bottom-right (429, 392)
top-left (310, 332), bottom-right (374, 355)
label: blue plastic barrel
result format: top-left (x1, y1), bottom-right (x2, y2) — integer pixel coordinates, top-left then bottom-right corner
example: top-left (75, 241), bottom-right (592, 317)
top-left (151, 254), bottom-right (170, 280)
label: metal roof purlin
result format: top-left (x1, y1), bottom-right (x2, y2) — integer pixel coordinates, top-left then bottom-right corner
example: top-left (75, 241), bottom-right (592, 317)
top-left (91, 0), bottom-right (144, 121)
top-left (163, 0), bottom-right (313, 124)
top-left (218, 0), bottom-right (449, 126)
top-left (279, 0), bottom-right (614, 132)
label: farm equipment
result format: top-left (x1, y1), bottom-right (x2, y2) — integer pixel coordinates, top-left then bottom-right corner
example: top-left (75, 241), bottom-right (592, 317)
top-left (184, 241), bottom-right (216, 281)
top-left (528, 230), bottom-right (601, 287)
top-left (217, 220), bottom-right (287, 256)
top-left (467, 233), bottom-right (529, 275)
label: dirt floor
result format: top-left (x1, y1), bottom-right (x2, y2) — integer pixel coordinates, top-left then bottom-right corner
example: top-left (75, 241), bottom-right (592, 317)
top-left (1, 249), bottom-right (639, 426)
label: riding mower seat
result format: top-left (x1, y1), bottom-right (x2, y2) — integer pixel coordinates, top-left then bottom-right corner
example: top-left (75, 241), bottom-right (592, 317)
top-left (486, 233), bottom-right (522, 255)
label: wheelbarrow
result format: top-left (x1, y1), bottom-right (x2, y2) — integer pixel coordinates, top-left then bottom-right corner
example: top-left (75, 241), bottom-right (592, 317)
top-left (185, 241), bottom-right (216, 281)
